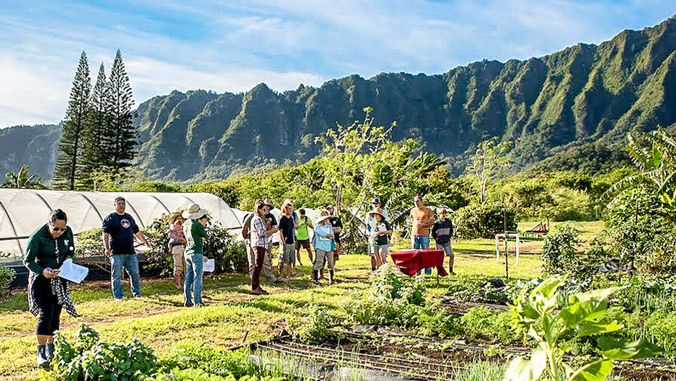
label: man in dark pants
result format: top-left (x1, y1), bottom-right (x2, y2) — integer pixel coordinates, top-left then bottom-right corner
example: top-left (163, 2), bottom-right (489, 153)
top-left (103, 196), bottom-right (150, 300)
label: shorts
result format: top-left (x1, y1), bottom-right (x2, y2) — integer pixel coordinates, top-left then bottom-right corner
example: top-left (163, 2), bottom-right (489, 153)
top-left (370, 244), bottom-right (389, 256)
top-left (437, 242), bottom-right (453, 257)
top-left (296, 239), bottom-right (311, 250)
top-left (280, 243), bottom-right (296, 265)
top-left (172, 245), bottom-right (186, 273)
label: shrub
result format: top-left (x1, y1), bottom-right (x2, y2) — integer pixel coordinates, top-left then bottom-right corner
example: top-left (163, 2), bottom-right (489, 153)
top-left (0, 265), bottom-right (15, 298)
top-left (348, 265), bottom-right (425, 326)
top-left (74, 227), bottom-right (103, 257)
top-left (541, 223), bottom-right (579, 275)
top-left (51, 323), bottom-right (158, 380)
top-left (143, 214), bottom-right (247, 275)
top-left (454, 201), bottom-right (517, 239)
top-left (287, 304), bottom-right (333, 344)
top-left (460, 306), bottom-right (518, 343)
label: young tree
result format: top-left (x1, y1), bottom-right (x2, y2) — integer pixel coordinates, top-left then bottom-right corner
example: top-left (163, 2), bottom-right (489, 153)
top-left (53, 51), bottom-right (91, 189)
top-left (465, 138), bottom-right (513, 204)
top-left (81, 63), bottom-right (110, 187)
top-left (105, 49), bottom-right (138, 177)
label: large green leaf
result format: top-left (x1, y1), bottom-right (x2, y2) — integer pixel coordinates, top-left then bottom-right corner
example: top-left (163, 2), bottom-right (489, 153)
top-left (568, 359), bottom-right (613, 381)
top-left (598, 337), bottom-right (663, 360)
top-left (503, 349), bottom-right (547, 381)
top-left (575, 321), bottom-right (623, 338)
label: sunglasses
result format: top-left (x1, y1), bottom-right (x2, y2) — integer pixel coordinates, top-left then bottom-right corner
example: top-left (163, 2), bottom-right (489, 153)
top-left (50, 224), bottom-right (67, 232)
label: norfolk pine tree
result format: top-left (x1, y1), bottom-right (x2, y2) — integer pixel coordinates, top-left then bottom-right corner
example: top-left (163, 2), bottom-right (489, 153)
top-left (53, 51), bottom-right (91, 190)
top-left (81, 63), bottom-right (110, 188)
top-left (105, 49), bottom-right (138, 177)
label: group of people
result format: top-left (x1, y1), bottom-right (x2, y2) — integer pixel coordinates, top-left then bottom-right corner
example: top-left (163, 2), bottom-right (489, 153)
top-left (365, 196), bottom-right (455, 275)
top-left (22, 194), bottom-right (454, 368)
top-left (241, 199), bottom-right (343, 294)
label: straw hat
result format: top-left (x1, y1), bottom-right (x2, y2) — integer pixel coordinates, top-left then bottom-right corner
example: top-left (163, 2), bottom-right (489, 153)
top-left (182, 203), bottom-right (207, 220)
top-left (168, 211), bottom-right (184, 225)
top-left (315, 210), bottom-right (331, 224)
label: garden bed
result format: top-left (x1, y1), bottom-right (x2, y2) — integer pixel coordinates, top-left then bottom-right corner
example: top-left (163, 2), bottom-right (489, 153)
top-left (245, 327), bottom-right (676, 381)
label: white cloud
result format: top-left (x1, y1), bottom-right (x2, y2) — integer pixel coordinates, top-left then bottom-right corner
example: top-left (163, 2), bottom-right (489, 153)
top-left (125, 56), bottom-right (326, 102)
top-left (0, 0), bottom-right (674, 126)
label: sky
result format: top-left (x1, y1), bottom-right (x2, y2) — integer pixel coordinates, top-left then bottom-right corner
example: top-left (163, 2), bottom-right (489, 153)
top-left (0, 0), bottom-right (674, 127)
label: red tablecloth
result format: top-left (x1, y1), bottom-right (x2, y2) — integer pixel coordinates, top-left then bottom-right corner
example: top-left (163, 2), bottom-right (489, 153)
top-left (390, 249), bottom-right (448, 276)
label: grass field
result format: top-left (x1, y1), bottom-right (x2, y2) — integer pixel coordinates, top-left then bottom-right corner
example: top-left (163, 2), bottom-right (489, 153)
top-left (0, 221), bottom-right (603, 380)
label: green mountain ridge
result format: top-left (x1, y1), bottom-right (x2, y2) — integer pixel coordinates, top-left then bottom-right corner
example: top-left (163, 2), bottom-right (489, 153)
top-left (3, 15), bottom-right (676, 181)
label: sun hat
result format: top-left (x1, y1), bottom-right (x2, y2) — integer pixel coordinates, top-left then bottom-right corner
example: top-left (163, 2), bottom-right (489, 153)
top-left (263, 198), bottom-right (274, 208)
top-left (182, 203), bottom-right (207, 220)
top-left (168, 211), bottom-right (184, 224)
top-left (315, 210), bottom-right (332, 224)
top-left (368, 209), bottom-right (385, 218)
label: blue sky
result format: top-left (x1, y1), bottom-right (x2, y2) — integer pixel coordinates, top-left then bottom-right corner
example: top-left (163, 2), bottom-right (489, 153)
top-left (0, 0), bottom-right (674, 126)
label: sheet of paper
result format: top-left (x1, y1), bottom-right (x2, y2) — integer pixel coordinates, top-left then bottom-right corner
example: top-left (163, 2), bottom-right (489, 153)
top-left (203, 259), bottom-right (215, 272)
top-left (135, 245), bottom-right (151, 254)
top-left (57, 258), bottom-right (89, 284)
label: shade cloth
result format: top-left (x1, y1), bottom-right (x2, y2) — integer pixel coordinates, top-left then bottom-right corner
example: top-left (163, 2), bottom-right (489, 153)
top-left (390, 249), bottom-right (448, 276)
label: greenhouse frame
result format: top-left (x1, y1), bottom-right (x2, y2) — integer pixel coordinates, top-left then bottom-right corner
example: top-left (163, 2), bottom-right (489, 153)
top-left (0, 189), bottom-right (244, 262)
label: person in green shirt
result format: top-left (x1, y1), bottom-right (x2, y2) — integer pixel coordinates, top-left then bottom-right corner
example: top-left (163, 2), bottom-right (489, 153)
top-left (23, 209), bottom-right (76, 368)
top-left (295, 208), bottom-right (314, 266)
top-left (182, 204), bottom-right (210, 307)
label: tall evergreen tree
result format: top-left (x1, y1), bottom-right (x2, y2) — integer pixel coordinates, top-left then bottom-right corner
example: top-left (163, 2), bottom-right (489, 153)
top-left (105, 49), bottom-right (138, 176)
top-left (53, 51), bottom-right (91, 190)
top-left (81, 62), bottom-right (110, 187)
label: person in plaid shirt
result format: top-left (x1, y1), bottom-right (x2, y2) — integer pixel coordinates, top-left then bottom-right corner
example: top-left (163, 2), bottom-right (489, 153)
top-left (250, 200), bottom-right (278, 294)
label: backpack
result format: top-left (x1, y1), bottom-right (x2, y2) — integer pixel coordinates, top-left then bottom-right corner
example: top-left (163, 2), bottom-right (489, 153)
top-left (241, 213), bottom-right (252, 239)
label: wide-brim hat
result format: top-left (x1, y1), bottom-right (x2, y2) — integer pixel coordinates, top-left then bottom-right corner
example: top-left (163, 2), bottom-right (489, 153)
top-left (368, 209), bottom-right (385, 218)
top-left (315, 211), bottom-right (331, 224)
top-left (182, 203), bottom-right (207, 219)
top-left (168, 211), bottom-right (183, 224)
top-left (263, 199), bottom-right (274, 208)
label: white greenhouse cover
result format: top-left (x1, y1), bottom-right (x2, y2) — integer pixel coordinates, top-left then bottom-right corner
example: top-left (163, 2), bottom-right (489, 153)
top-left (0, 189), bottom-right (242, 262)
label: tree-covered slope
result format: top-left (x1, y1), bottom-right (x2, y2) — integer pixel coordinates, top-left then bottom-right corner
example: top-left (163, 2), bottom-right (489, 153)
top-left (129, 15), bottom-right (676, 180)
top-left (0, 124), bottom-right (60, 180)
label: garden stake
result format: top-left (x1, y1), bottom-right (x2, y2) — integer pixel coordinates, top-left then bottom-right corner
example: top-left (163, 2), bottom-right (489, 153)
top-left (504, 205), bottom-right (509, 281)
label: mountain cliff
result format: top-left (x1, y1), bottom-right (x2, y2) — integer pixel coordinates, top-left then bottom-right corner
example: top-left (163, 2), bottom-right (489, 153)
top-left (3, 15), bottom-right (676, 181)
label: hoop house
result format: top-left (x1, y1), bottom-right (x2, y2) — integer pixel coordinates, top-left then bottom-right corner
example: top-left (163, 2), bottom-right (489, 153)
top-left (0, 189), bottom-right (242, 262)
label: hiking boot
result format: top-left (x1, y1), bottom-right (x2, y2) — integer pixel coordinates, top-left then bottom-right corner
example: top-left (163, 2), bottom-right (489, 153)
top-left (312, 270), bottom-right (320, 285)
top-left (37, 345), bottom-right (49, 368)
top-left (46, 343), bottom-right (55, 361)
top-left (329, 270), bottom-right (335, 285)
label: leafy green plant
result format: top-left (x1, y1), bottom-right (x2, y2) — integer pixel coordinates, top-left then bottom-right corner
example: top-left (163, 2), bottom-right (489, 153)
top-left (287, 304), bottom-right (333, 344)
top-left (460, 306), bottom-right (518, 343)
top-left (51, 323), bottom-right (158, 380)
top-left (74, 227), bottom-right (103, 257)
top-left (348, 265), bottom-right (425, 326)
top-left (505, 277), bottom-right (661, 381)
top-left (542, 224), bottom-right (579, 275)
top-left (0, 265), bottom-right (15, 299)
top-left (159, 344), bottom-right (257, 379)
top-left (143, 214), bottom-right (247, 275)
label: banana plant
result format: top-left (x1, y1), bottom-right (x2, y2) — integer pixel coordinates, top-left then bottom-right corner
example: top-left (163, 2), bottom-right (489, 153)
top-left (504, 277), bottom-right (661, 381)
